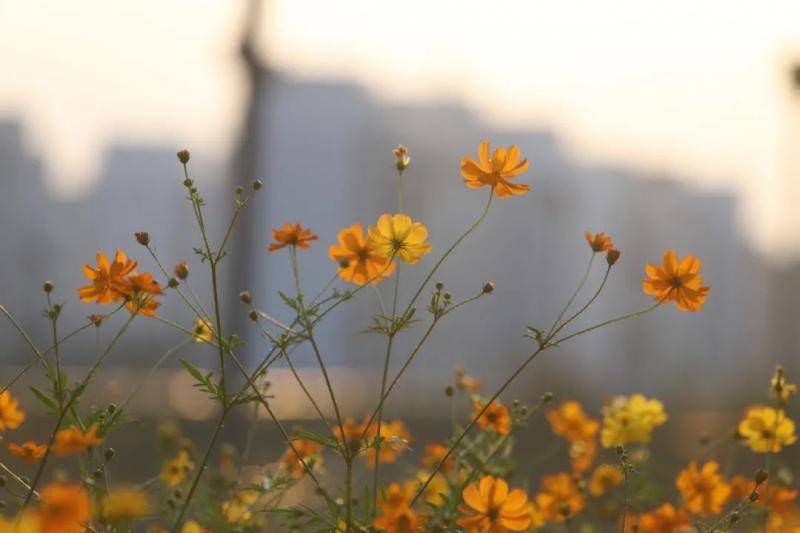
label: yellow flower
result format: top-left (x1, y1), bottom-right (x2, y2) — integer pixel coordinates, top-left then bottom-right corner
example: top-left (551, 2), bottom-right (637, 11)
top-left (460, 141), bottom-right (530, 198)
top-left (413, 471), bottom-right (448, 506)
top-left (367, 214), bottom-right (432, 264)
top-left (268, 221), bottom-right (318, 253)
top-left (600, 394), bottom-right (667, 448)
top-left (471, 400), bottom-right (512, 436)
top-left (0, 512), bottom-right (38, 533)
top-left (771, 365), bottom-right (797, 407)
top-left (547, 401), bottom-right (599, 443)
top-left (634, 503), bottom-right (691, 533)
top-left (588, 465), bottom-right (623, 497)
top-left (37, 482), bottom-right (92, 533)
top-left (329, 223), bottom-right (396, 285)
top-left (192, 318), bottom-right (214, 343)
top-left (7, 441), bottom-right (47, 464)
top-left (642, 250), bottom-right (711, 312)
top-left (675, 460), bottom-right (731, 516)
top-left (535, 473), bottom-right (585, 523)
top-left (281, 438), bottom-right (323, 478)
top-left (181, 522), bottom-right (209, 533)
top-left (160, 450), bottom-right (195, 486)
top-left (77, 250), bottom-right (138, 304)
top-left (0, 390), bottom-right (25, 431)
top-left (51, 424), bottom-right (103, 456)
top-left (584, 231), bottom-right (614, 252)
top-left (221, 489), bottom-right (258, 524)
top-left (100, 486), bottom-right (150, 524)
top-left (457, 476), bottom-right (533, 531)
top-left (365, 419), bottom-right (411, 466)
top-left (738, 406), bottom-right (797, 453)
top-left (454, 365), bottom-right (483, 393)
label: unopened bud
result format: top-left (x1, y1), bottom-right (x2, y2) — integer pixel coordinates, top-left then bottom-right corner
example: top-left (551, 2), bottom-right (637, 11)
top-left (606, 249), bottom-right (621, 266)
top-left (183, 178), bottom-right (193, 188)
top-left (89, 314), bottom-right (105, 327)
top-left (541, 392), bottom-right (554, 404)
top-left (729, 511), bottom-right (740, 524)
top-left (754, 469), bottom-right (769, 485)
top-left (174, 261), bottom-right (189, 280)
top-left (239, 291), bottom-right (252, 304)
top-left (43, 281), bottom-right (54, 293)
top-left (443, 293), bottom-right (451, 301)
top-left (444, 385), bottom-right (454, 397)
top-left (93, 469), bottom-right (103, 480)
top-left (482, 282), bottom-right (495, 294)
top-left (167, 278), bottom-right (179, 288)
top-left (107, 404), bottom-right (117, 414)
top-left (393, 144), bottom-right (410, 171)
top-left (135, 231), bottom-right (150, 246)
top-left (177, 149), bottom-right (191, 164)
top-left (249, 310), bottom-right (259, 321)
top-left (104, 448), bottom-right (115, 461)
top-left (749, 490), bottom-right (759, 502)
top-left (173, 488), bottom-right (183, 499)
top-left (235, 185), bottom-right (244, 195)
top-left (615, 445), bottom-right (625, 455)
top-left (435, 282), bottom-right (444, 291)
top-left (252, 179), bottom-right (263, 191)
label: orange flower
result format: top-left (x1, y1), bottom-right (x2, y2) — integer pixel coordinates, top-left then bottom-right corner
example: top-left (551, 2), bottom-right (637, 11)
top-left (675, 460), bottom-right (730, 516)
top-left (367, 214), bottom-right (432, 264)
top-left (8, 441), bottom-right (47, 464)
top-left (77, 250), bottom-right (137, 304)
top-left (588, 465), bottom-right (623, 497)
top-left (422, 443), bottom-right (454, 474)
top-left (365, 419), bottom-right (411, 466)
top-left (337, 417), bottom-right (366, 455)
top-left (569, 438), bottom-right (597, 475)
top-left (329, 223), bottom-right (396, 285)
top-left (457, 476), bottom-right (533, 532)
top-left (0, 390), bottom-right (25, 431)
top-left (584, 231), bottom-right (613, 252)
top-left (282, 438), bottom-right (323, 478)
top-left (51, 424), bottom-right (103, 456)
top-left (762, 483), bottom-right (798, 517)
top-left (373, 483), bottom-right (425, 532)
top-left (37, 482), bottom-right (92, 533)
top-left (268, 221), bottom-right (318, 252)
top-left (460, 141), bottom-right (530, 198)
top-left (454, 365), bottom-right (483, 393)
top-left (472, 400), bottom-right (512, 436)
top-left (728, 475), bottom-right (754, 502)
top-left (535, 473), bottom-right (585, 523)
top-left (634, 503), bottom-right (692, 533)
top-left (123, 271), bottom-right (163, 317)
top-left (547, 401), bottom-right (599, 443)
top-left (642, 250), bottom-right (711, 312)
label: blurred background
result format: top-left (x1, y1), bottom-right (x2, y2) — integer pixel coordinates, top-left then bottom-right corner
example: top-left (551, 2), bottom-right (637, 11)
top-left (1, 1), bottom-right (799, 475)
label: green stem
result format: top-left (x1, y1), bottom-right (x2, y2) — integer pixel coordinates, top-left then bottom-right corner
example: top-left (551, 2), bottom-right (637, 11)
top-left (546, 253), bottom-right (595, 338)
top-left (548, 265), bottom-right (611, 342)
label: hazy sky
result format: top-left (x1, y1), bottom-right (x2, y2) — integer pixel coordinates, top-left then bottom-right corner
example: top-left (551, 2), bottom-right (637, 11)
top-left (2, 1), bottom-right (800, 255)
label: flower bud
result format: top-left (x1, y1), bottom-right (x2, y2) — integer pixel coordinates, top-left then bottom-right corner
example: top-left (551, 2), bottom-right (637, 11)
top-left (235, 185), bottom-right (244, 195)
top-left (107, 404), bottom-right (117, 414)
top-left (754, 468), bottom-right (769, 485)
top-left (444, 385), bottom-right (454, 397)
top-left (393, 144), bottom-right (410, 171)
top-left (615, 444), bottom-right (625, 455)
top-left (729, 511), bottom-right (740, 524)
top-left (167, 278), bottom-right (179, 288)
top-left (435, 282), bottom-right (444, 291)
top-left (252, 179), bottom-right (263, 191)
top-left (239, 291), bottom-right (252, 304)
top-left (183, 178), bottom-right (193, 188)
top-left (606, 249), bottom-right (621, 266)
top-left (43, 280), bottom-right (54, 293)
top-left (174, 261), bottom-right (189, 280)
top-left (749, 490), bottom-right (759, 502)
top-left (541, 392), bottom-right (554, 404)
top-left (482, 282), bottom-right (495, 294)
top-left (134, 231), bottom-right (150, 246)
top-left (249, 310), bottom-right (259, 321)
top-left (177, 149), bottom-right (191, 164)
top-left (89, 314), bottom-right (105, 327)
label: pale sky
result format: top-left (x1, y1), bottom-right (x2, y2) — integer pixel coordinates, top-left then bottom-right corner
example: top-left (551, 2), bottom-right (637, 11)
top-left (2, 1), bottom-right (800, 255)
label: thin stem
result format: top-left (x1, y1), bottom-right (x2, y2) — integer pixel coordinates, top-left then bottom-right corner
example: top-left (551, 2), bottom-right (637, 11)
top-left (345, 457), bottom-right (354, 532)
top-left (0, 462), bottom-right (36, 497)
top-left (546, 253), bottom-right (595, 338)
top-left (548, 265), bottom-right (611, 341)
top-left (0, 305), bottom-right (52, 374)
top-left (397, 169), bottom-right (405, 213)
top-left (620, 467), bottom-right (630, 533)
top-left (550, 301), bottom-right (661, 346)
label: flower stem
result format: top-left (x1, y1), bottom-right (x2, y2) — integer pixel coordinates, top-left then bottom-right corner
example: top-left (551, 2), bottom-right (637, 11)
top-left (546, 253), bottom-right (595, 338)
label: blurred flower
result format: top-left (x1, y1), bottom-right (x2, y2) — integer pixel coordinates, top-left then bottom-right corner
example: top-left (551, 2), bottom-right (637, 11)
top-left (471, 400), bottom-right (512, 436)
top-left (761, 483), bottom-right (799, 518)
top-left (422, 443), bottom-right (453, 474)
top-left (38, 482), bottom-right (91, 533)
top-left (337, 418), bottom-right (365, 456)
top-left (642, 250), bottom-right (710, 312)
top-left (588, 465), bottom-right (623, 497)
top-left (123, 271), bottom-right (163, 317)
top-left (329, 223), bottom-right (396, 285)
top-left (51, 425), bottom-right (103, 456)
top-left (77, 250), bottom-right (137, 304)
top-left (569, 437), bottom-right (597, 476)
top-left (584, 231), bottom-right (613, 252)
top-left (282, 438), bottom-right (323, 478)
top-left (181, 522), bottom-right (210, 533)
top-left (221, 489), bottom-right (258, 524)
top-left (738, 406), bottom-right (796, 453)
top-left (675, 460), bottom-right (731, 516)
top-left (393, 144), bottom-right (410, 172)
top-left (600, 394), bottom-right (667, 448)
top-left (413, 470), bottom-right (448, 506)
top-left (634, 503), bottom-right (692, 533)
top-left (535, 473), bottom-right (585, 523)
top-left (365, 419), bottom-right (411, 466)
top-left (367, 214), bottom-right (431, 264)
top-left (0, 512), bottom-right (38, 533)
top-left (7, 441), bottom-right (46, 464)
top-left (460, 141), bottom-right (530, 198)
top-left (771, 365), bottom-right (797, 407)
top-left (160, 450), bottom-right (195, 486)
top-left (0, 390), bottom-right (25, 431)
top-left (454, 365), bottom-right (483, 393)
top-left (457, 475), bottom-right (533, 531)
top-left (268, 221), bottom-right (318, 253)
top-left (192, 318), bottom-right (214, 344)
top-left (728, 475), bottom-right (754, 502)
top-left (100, 486), bottom-right (150, 525)
top-left (373, 483), bottom-right (425, 532)
top-left (547, 401), bottom-right (599, 443)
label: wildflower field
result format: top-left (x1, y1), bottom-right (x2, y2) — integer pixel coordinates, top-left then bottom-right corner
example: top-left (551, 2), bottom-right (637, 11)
top-left (0, 142), bottom-right (796, 532)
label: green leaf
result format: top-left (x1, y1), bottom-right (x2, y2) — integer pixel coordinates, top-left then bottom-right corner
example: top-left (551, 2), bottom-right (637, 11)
top-left (29, 385), bottom-right (58, 413)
